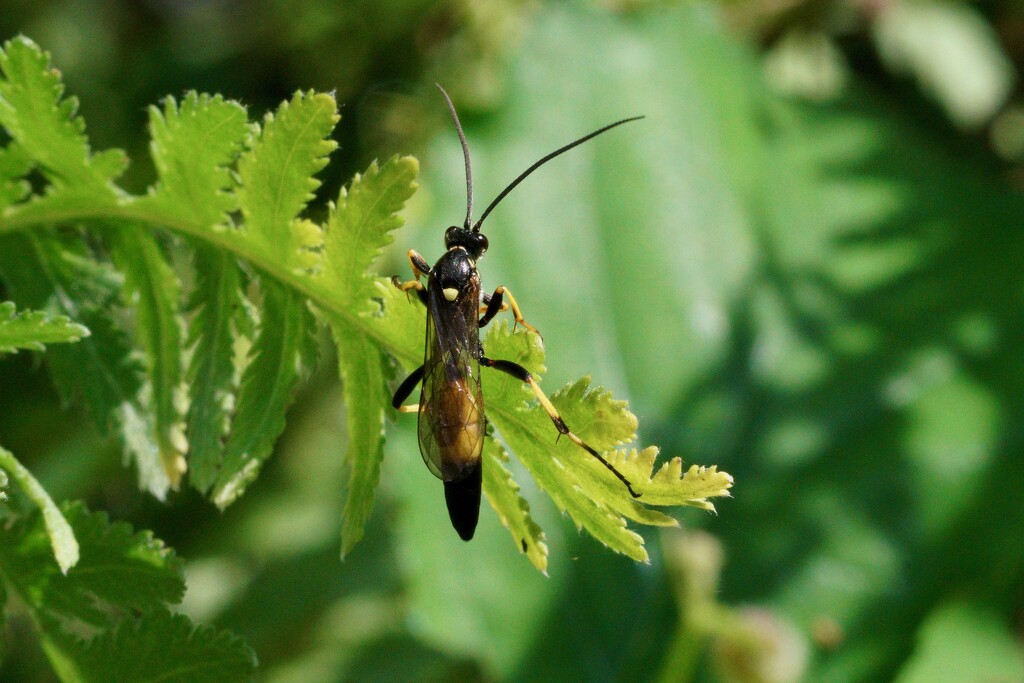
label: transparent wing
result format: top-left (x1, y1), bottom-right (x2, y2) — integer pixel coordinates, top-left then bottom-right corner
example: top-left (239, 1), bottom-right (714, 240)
top-left (417, 283), bottom-right (484, 482)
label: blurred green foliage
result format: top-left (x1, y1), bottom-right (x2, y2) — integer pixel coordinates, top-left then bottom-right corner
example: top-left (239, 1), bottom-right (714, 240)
top-left (2, 0), bottom-right (1024, 681)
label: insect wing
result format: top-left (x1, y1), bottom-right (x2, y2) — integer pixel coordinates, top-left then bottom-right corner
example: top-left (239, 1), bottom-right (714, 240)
top-left (417, 282), bottom-right (485, 482)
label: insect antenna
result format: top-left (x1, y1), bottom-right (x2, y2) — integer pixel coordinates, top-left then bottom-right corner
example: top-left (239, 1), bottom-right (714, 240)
top-left (473, 115), bottom-right (645, 232)
top-left (436, 83), bottom-right (475, 230)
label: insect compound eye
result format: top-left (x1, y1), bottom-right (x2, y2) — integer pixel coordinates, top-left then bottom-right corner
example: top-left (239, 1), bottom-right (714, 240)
top-left (474, 233), bottom-right (488, 255)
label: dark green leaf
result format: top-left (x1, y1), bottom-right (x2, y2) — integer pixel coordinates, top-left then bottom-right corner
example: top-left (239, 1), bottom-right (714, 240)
top-left (110, 228), bottom-right (186, 489)
top-left (185, 247), bottom-right (245, 493)
top-left (72, 608), bottom-right (257, 683)
top-left (0, 503), bottom-right (182, 627)
top-left (0, 233), bottom-right (169, 497)
top-left (212, 281), bottom-right (314, 508)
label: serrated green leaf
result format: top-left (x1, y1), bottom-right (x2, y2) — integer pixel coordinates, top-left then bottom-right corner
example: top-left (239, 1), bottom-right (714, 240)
top-left (554, 383), bottom-right (732, 514)
top-left (481, 439), bottom-right (549, 572)
top-left (0, 141), bottom-right (31, 210)
top-left (0, 502), bottom-right (183, 625)
top-left (321, 156), bottom-right (420, 310)
top-left (234, 90), bottom-right (338, 272)
top-left (0, 300), bottom-right (89, 353)
top-left (549, 377), bottom-right (637, 451)
top-left (314, 156), bottom-right (419, 554)
top-left (0, 503), bottom-right (247, 683)
top-left (0, 36), bottom-right (124, 199)
top-left (332, 317), bottom-right (388, 557)
top-left (73, 608), bottom-right (257, 683)
top-left (0, 447), bottom-right (79, 573)
top-left (110, 229), bottom-right (187, 488)
top-left (481, 321), bottom-right (732, 562)
top-left (482, 323), bottom-right (648, 560)
top-left (0, 233), bottom-right (169, 498)
top-left (212, 281), bottom-right (313, 508)
top-left (370, 280), bottom-right (427, 369)
top-left (139, 92), bottom-right (249, 226)
top-left (185, 247), bottom-right (244, 493)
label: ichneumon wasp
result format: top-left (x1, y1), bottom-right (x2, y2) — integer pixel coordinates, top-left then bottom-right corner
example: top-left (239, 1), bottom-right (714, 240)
top-left (391, 85), bottom-right (643, 540)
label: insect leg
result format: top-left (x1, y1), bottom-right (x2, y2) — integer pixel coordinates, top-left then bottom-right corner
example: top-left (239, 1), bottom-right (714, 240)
top-left (478, 286), bottom-right (539, 335)
top-left (408, 249), bottom-right (431, 277)
top-left (392, 364), bottom-right (425, 411)
top-left (392, 250), bottom-right (431, 305)
top-left (480, 357), bottom-right (641, 498)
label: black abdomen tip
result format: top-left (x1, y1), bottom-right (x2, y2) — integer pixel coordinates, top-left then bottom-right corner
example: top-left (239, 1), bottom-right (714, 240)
top-left (443, 464), bottom-right (482, 541)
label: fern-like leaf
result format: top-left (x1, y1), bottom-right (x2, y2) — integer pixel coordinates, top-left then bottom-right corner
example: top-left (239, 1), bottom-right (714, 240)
top-left (110, 229), bottom-right (187, 488)
top-left (319, 156), bottom-right (419, 555)
top-left (234, 90), bottom-right (338, 272)
top-left (0, 36), bottom-right (125, 212)
top-left (0, 300), bottom-right (89, 352)
top-left (480, 322), bottom-right (732, 562)
top-left (139, 92), bottom-right (249, 226)
top-left (482, 439), bottom-right (549, 572)
top-left (212, 281), bottom-right (314, 508)
top-left (0, 504), bottom-right (183, 625)
top-left (185, 247), bottom-right (245, 493)
top-left (0, 503), bottom-right (253, 681)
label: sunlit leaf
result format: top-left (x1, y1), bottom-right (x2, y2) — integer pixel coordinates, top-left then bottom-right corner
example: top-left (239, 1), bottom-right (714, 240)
top-left (481, 439), bottom-right (548, 572)
top-left (320, 156), bottom-right (419, 555)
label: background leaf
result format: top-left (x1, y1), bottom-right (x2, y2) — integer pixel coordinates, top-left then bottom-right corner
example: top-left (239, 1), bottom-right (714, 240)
top-left (72, 609), bottom-right (257, 683)
top-left (0, 301), bottom-right (88, 353)
top-left (110, 228), bottom-right (186, 488)
top-left (0, 232), bottom-right (170, 498)
top-left (0, 447), bottom-right (78, 573)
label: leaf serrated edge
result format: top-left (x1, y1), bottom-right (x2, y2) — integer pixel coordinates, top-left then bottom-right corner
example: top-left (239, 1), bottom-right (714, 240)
top-left (0, 447), bottom-right (79, 573)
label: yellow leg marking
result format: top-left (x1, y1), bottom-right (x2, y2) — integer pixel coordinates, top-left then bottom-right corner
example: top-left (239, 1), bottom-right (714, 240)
top-left (494, 286), bottom-right (539, 335)
top-left (392, 250), bottom-right (431, 301)
top-left (397, 404), bottom-right (421, 413)
top-left (408, 249), bottom-right (429, 278)
top-left (391, 276), bottom-right (426, 294)
top-left (525, 377), bottom-right (560, 420)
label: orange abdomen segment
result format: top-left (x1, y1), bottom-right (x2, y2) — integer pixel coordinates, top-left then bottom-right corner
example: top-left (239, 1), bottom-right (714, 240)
top-left (432, 377), bottom-right (484, 481)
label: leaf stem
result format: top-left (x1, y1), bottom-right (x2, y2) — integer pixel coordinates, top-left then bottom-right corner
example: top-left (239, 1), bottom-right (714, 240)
top-left (0, 201), bottom-right (421, 368)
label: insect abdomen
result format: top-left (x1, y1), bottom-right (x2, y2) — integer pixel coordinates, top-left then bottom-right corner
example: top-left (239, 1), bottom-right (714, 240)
top-left (431, 377), bottom-right (484, 481)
